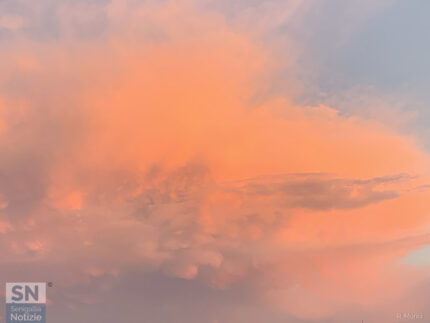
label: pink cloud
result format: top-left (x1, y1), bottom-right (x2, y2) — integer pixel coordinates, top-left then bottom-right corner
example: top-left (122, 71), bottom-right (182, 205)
top-left (0, 1), bottom-right (429, 321)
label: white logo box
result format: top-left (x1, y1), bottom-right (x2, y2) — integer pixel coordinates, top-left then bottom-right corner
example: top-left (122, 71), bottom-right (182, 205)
top-left (6, 283), bottom-right (46, 304)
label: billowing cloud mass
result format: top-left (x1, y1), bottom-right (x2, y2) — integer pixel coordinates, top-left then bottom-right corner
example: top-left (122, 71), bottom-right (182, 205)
top-left (0, 1), bottom-right (430, 322)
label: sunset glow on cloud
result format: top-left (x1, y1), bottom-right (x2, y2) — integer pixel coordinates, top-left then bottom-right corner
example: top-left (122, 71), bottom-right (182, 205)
top-left (0, 1), bottom-right (430, 322)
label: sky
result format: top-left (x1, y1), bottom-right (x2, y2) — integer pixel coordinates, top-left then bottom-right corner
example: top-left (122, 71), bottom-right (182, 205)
top-left (0, 0), bottom-right (430, 322)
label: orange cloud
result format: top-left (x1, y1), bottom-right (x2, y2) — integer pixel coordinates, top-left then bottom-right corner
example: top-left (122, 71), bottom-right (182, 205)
top-left (0, 1), bottom-right (429, 321)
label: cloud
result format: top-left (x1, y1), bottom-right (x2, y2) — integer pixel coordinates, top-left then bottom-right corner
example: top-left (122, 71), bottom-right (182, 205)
top-left (236, 173), bottom-right (405, 210)
top-left (0, 14), bottom-right (24, 31)
top-left (0, 0), bottom-right (429, 321)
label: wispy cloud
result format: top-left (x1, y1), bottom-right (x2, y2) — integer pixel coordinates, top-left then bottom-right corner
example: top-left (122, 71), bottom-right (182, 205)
top-left (0, 1), bottom-right (429, 322)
